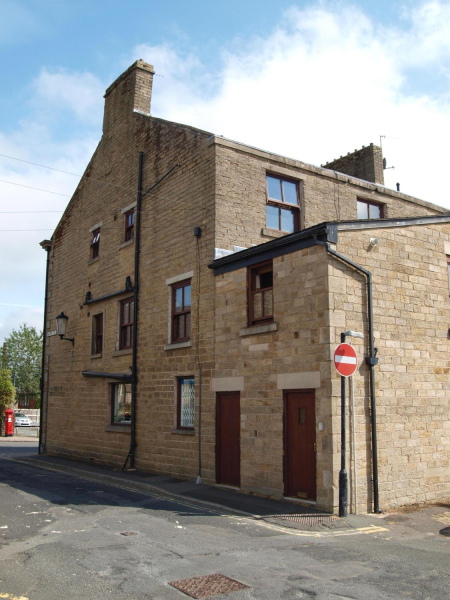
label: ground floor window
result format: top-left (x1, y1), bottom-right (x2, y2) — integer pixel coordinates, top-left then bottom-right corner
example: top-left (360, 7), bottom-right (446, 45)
top-left (111, 383), bottom-right (132, 424)
top-left (177, 377), bottom-right (195, 429)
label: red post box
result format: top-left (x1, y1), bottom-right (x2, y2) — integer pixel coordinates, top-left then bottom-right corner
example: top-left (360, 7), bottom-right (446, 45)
top-left (4, 408), bottom-right (14, 437)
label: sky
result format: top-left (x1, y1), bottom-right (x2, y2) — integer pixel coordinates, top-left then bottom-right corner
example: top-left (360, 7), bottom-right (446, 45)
top-left (1, 0), bottom-right (450, 343)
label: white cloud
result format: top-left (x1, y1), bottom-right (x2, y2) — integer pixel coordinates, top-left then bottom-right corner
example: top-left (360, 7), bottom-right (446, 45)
top-left (31, 68), bottom-right (105, 126)
top-left (133, 1), bottom-right (450, 206)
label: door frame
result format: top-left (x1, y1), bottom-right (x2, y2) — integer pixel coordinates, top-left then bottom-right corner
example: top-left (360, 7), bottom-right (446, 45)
top-left (215, 391), bottom-right (241, 488)
top-left (283, 388), bottom-right (316, 500)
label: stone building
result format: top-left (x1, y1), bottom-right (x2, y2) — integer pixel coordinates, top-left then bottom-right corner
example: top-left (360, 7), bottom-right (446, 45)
top-left (40, 60), bottom-right (450, 514)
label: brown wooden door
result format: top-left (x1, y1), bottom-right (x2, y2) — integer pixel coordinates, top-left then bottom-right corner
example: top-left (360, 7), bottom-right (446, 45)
top-left (284, 390), bottom-right (316, 500)
top-left (216, 392), bottom-right (241, 487)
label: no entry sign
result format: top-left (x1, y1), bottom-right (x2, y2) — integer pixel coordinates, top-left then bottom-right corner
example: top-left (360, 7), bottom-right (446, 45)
top-left (334, 343), bottom-right (358, 377)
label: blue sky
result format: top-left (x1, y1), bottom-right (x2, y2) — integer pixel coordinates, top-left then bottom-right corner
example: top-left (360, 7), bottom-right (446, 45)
top-left (1, 0), bottom-right (450, 342)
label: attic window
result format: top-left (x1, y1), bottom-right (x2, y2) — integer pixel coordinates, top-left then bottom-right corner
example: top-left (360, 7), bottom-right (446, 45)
top-left (124, 209), bottom-right (135, 242)
top-left (357, 199), bottom-right (384, 220)
top-left (90, 227), bottom-right (100, 259)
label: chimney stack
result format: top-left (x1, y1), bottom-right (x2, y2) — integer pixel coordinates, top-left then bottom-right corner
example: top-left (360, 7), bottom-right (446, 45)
top-left (323, 143), bottom-right (384, 185)
top-left (102, 60), bottom-right (155, 136)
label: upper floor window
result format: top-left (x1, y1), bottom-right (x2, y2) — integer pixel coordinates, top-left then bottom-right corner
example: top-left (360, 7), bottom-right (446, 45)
top-left (92, 313), bottom-right (103, 355)
top-left (171, 280), bottom-right (191, 343)
top-left (119, 297), bottom-right (134, 350)
top-left (90, 227), bottom-right (100, 259)
top-left (124, 209), bottom-right (135, 242)
top-left (248, 261), bottom-right (273, 326)
top-left (357, 199), bottom-right (384, 220)
top-left (266, 175), bottom-right (300, 233)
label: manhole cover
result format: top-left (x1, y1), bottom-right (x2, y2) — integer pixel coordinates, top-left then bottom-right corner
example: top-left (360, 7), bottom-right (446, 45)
top-left (439, 527), bottom-right (450, 537)
top-left (168, 573), bottom-right (249, 598)
top-left (278, 513), bottom-right (338, 526)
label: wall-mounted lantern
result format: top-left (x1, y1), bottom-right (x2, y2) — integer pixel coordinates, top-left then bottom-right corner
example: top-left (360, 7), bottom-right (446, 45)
top-left (56, 312), bottom-right (75, 346)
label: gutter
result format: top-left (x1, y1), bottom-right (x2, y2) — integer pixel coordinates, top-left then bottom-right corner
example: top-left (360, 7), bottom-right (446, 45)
top-left (317, 240), bottom-right (380, 514)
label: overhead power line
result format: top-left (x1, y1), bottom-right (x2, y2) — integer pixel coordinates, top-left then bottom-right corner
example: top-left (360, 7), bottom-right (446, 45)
top-left (0, 210), bottom-right (63, 214)
top-left (0, 151), bottom-right (147, 195)
top-left (0, 179), bottom-right (71, 197)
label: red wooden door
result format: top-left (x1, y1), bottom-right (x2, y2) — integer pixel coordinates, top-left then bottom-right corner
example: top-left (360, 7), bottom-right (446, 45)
top-left (216, 392), bottom-right (241, 487)
top-left (284, 390), bottom-right (316, 500)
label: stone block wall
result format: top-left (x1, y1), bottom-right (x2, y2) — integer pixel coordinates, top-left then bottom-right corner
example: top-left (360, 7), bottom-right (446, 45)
top-left (212, 138), bottom-right (444, 254)
top-left (323, 143), bottom-right (384, 185)
top-left (330, 223), bottom-right (450, 511)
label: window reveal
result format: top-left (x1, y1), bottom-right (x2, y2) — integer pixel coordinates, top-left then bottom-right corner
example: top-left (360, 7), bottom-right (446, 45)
top-left (92, 313), bottom-right (103, 355)
top-left (249, 261), bottom-right (273, 326)
top-left (266, 175), bottom-right (300, 233)
top-left (177, 377), bottom-right (195, 429)
top-left (119, 297), bottom-right (134, 349)
top-left (172, 280), bottom-right (191, 343)
top-left (112, 383), bottom-right (132, 424)
top-left (91, 227), bottom-right (100, 259)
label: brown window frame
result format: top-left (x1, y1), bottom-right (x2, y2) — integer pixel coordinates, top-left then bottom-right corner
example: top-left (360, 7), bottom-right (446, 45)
top-left (357, 199), bottom-right (385, 220)
top-left (111, 383), bottom-right (132, 425)
top-left (176, 377), bottom-right (195, 430)
top-left (171, 279), bottom-right (192, 343)
top-left (248, 260), bottom-right (274, 327)
top-left (90, 227), bottom-right (100, 259)
top-left (119, 297), bottom-right (134, 350)
top-left (124, 209), bottom-right (135, 242)
top-left (92, 313), bottom-right (103, 355)
top-left (266, 174), bottom-right (301, 233)
top-left (447, 255), bottom-right (450, 299)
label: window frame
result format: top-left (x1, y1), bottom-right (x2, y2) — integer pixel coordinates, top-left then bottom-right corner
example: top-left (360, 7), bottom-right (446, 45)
top-left (176, 377), bottom-right (195, 430)
top-left (171, 279), bottom-right (192, 343)
top-left (357, 198), bottom-right (385, 220)
top-left (119, 297), bottom-right (134, 350)
top-left (124, 209), bottom-right (135, 242)
top-left (447, 255), bottom-right (450, 299)
top-left (111, 383), bottom-right (132, 425)
top-left (265, 173), bottom-right (301, 233)
top-left (90, 227), bottom-right (100, 259)
top-left (92, 313), bottom-right (103, 355)
top-left (248, 260), bottom-right (274, 327)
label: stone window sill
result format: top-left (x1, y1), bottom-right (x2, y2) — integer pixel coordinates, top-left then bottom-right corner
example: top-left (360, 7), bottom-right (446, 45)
top-left (105, 424), bottom-right (131, 433)
top-left (261, 228), bottom-right (288, 239)
top-left (164, 341), bottom-right (192, 351)
top-left (91, 353), bottom-right (102, 359)
top-left (88, 256), bottom-right (99, 265)
top-left (112, 348), bottom-right (132, 357)
top-left (240, 322), bottom-right (278, 337)
top-left (171, 428), bottom-right (195, 435)
top-left (119, 239), bottom-right (134, 250)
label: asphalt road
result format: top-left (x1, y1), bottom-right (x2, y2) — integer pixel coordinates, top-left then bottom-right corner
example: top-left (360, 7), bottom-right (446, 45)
top-left (0, 442), bottom-right (449, 600)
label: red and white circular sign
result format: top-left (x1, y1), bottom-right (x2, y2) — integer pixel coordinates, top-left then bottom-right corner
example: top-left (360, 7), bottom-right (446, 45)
top-left (334, 343), bottom-right (358, 377)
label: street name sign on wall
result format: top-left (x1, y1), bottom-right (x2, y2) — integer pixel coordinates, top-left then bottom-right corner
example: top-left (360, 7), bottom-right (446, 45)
top-left (334, 343), bottom-right (358, 377)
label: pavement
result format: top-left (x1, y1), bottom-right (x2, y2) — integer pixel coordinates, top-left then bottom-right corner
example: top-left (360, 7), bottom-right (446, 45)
top-left (1, 439), bottom-right (449, 600)
top-left (2, 436), bottom-right (447, 537)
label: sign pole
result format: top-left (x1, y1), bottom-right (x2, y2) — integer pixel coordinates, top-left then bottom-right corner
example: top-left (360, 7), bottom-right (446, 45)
top-left (339, 332), bottom-right (348, 517)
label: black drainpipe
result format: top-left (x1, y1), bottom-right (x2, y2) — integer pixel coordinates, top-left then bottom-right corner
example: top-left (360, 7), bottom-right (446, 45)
top-left (128, 151), bottom-right (144, 470)
top-left (319, 240), bottom-right (380, 514)
top-left (39, 240), bottom-right (52, 455)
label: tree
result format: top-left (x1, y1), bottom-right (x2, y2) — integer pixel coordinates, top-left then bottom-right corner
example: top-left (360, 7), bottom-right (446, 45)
top-left (0, 368), bottom-right (15, 417)
top-left (4, 324), bottom-right (42, 407)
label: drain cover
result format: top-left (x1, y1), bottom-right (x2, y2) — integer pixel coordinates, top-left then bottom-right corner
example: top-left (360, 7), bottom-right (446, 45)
top-left (278, 513), bottom-right (338, 526)
top-left (440, 527), bottom-right (450, 537)
top-left (168, 573), bottom-right (249, 598)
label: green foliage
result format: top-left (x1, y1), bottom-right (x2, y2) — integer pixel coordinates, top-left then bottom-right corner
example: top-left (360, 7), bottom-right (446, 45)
top-left (0, 368), bottom-right (15, 415)
top-left (4, 324), bottom-right (42, 401)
